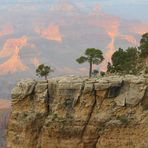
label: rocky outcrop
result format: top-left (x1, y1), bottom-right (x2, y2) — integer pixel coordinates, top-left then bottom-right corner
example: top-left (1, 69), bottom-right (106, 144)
top-left (7, 75), bottom-right (148, 148)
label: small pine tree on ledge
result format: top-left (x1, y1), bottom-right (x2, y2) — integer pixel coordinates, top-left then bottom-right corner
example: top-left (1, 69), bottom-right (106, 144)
top-left (36, 64), bottom-right (54, 80)
top-left (76, 48), bottom-right (104, 78)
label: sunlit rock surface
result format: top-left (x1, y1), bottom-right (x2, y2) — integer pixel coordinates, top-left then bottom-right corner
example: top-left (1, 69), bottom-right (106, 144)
top-left (7, 75), bottom-right (148, 148)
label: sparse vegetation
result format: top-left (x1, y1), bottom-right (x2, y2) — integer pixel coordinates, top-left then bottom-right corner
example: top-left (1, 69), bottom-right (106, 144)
top-left (117, 115), bottom-right (130, 125)
top-left (100, 71), bottom-right (105, 76)
top-left (92, 69), bottom-right (99, 77)
top-left (63, 98), bottom-right (73, 110)
top-left (52, 113), bottom-right (58, 120)
top-left (35, 112), bottom-right (42, 118)
top-left (96, 122), bottom-right (105, 132)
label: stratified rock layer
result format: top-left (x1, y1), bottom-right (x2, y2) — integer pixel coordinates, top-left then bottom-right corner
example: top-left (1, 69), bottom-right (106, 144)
top-left (7, 75), bottom-right (148, 148)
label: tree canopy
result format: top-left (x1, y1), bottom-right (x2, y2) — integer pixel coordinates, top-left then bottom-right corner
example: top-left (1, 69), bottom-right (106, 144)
top-left (139, 33), bottom-right (148, 57)
top-left (108, 47), bottom-right (139, 74)
top-left (36, 64), bottom-right (53, 80)
top-left (76, 48), bottom-right (104, 77)
top-left (107, 33), bottom-right (148, 75)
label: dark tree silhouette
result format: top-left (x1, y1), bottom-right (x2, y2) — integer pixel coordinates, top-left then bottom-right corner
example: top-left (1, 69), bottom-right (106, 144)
top-left (108, 47), bottom-right (139, 74)
top-left (76, 48), bottom-right (104, 77)
top-left (36, 64), bottom-right (53, 80)
top-left (139, 32), bottom-right (148, 57)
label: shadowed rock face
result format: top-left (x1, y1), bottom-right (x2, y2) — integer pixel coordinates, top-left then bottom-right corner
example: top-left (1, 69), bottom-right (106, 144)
top-left (0, 108), bottom-right (10, 148)
top-left (7, 75), bottom-right (148, 148)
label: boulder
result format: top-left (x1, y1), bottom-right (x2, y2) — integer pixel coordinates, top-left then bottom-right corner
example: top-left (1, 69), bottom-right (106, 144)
top-left (126, 83), bottom-right (147, 106)
top-left (11, 79), bottom-right (36, 101)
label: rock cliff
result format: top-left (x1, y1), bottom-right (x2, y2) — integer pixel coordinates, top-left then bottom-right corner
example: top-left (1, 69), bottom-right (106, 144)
top-left (7, 75), bottom-right (148, 148)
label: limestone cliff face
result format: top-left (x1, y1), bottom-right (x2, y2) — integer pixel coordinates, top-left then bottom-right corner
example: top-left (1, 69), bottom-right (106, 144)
top-left (7, 75), bottom-right (148, 148)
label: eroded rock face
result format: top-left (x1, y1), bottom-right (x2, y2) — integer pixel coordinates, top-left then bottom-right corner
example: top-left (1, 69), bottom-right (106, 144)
top-left (7, 75), bottom-right (148, 148)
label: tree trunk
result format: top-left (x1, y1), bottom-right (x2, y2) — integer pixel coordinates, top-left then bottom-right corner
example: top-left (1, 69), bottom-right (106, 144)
top-left (45, 75), bottom-right (48, 81)
top-left (89, 61), bottom-right (92, 78)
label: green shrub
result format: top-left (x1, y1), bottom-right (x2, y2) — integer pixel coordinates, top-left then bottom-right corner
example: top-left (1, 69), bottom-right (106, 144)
top-left (36, 112), bottom-right (41, 118)
top-left (63, 98), bottom-right (73, 110)
top-left (96, 122), bottom-right (105, 132)
top-left (117, 115), bottom-right (130, 124)
top-left (100, 71), bottom-right (105, 76)
top-left (52, 113), bottom-right (58, 119)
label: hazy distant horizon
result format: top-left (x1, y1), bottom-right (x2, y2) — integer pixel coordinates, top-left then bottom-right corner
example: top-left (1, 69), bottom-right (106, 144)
top-left (0, 0), bottom-right (148, 97)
